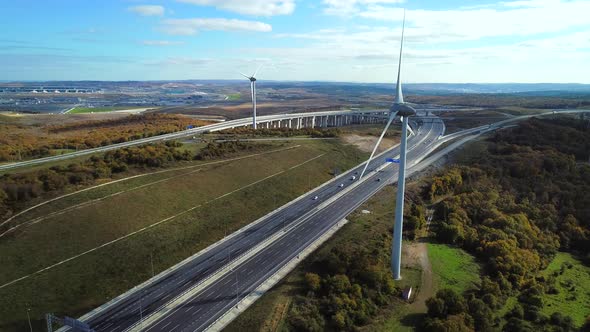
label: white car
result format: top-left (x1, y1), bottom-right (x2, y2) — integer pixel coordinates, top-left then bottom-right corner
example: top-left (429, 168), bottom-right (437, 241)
top-left (339, 184), bottom-right (344, 188)
top-left (313, 196), bottom-right (319, 200)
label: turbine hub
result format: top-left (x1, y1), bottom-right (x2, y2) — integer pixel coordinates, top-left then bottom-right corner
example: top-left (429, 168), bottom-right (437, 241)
top-left (250, 77), bottom-right (257, 82)
top-left (390, 103), bottom-right (416, 117)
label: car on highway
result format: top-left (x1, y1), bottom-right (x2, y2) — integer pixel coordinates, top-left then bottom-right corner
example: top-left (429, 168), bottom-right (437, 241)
top-left (313, 196), bottom-right (319, 200)
top-left (339, 184), bottom-right (344, 188)
top-left (377, 178), bottom-right (382, 182)
top-left (351, 175), bottom-right (356, 181)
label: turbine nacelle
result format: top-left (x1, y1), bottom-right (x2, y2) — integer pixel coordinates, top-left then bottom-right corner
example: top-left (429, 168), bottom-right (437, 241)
top-left (390, 103), bottom-right (416, 117)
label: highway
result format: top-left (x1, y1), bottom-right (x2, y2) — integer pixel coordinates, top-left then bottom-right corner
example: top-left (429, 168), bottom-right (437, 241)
top-left (2, 108), bottom-right (583, 173)
top-left (54, 108), bottom-right (588, 332)
top-left (0, 109), bottom-right (389, 172)
top-left (59, 116), bottom-right (441, 332)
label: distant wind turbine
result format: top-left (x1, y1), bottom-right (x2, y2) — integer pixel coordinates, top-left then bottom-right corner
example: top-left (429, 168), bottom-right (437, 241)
top-left (358, 11), bottom-right (415, 280)
top-left (240, 65), bottom-right (262, 129)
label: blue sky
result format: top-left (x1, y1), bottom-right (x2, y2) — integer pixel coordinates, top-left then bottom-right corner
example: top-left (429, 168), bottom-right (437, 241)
top-left (1, 0), bottom-right (589, 83)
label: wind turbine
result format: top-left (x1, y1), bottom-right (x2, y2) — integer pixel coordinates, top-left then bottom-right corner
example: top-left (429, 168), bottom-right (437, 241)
top-left (358, 12), bottom-right (415, 280)
top-left (240, 65), bottom-right (262, 129)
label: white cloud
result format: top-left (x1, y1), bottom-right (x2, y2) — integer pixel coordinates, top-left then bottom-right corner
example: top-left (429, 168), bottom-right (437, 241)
top-left (176, 0), bottom-right (295, 16)
top-left (323, 0), bottom-right (405, 16)
top-left (142, 40), bottom-right (185, 46)
top-left (161, 18), bottom-right (272, 35)
top-left (128, 5), bottom-right (165, 16)
top-left (330, 0), bottom-right (590, 45)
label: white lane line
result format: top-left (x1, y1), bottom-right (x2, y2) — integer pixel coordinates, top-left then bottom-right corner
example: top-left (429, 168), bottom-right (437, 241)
top-left (0, 151), bottom-right (323, 290)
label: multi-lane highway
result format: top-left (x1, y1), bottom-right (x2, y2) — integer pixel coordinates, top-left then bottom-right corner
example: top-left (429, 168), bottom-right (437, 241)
top-left (58, 115), bottom-right (441, 332)
top-left (55, 108), bottom-right (588, 331)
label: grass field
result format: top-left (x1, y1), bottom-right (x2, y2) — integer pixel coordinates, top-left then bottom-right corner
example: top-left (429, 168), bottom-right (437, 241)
top-left (227, 93), bottom-right (242, 101)
top-left (0, 139), bottom-right (366, 331)
top-left (427, 243), bottom-right (480, 294)
top-left (68, 106), bottom-right (146, 114)
top-left (540, 252), bottom-right (590, 327)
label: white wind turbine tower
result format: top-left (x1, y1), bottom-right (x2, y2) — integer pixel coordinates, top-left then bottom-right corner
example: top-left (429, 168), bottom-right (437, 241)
top-left (240, 65), bottom-right (262, 129)
top-left (358, 12), bottom-right (415, 280)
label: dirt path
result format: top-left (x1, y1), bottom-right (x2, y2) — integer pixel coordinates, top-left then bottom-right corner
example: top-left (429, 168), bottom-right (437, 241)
top-left (341, 134), bottom-right (397, 153)
top-left (404, 242), bottom-right (434, 312)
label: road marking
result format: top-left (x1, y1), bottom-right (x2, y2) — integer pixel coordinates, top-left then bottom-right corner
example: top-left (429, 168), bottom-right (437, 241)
top-left (61, 120), bottom-right (458, 330)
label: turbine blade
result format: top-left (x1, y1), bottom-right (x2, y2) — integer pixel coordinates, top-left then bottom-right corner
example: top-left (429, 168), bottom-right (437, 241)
top-left (253, 64), bottom-right (263, 78)
top-left (239, 72), bottom-right (250, 79)
top-left (359, 112), bottom-right (398, 179)
top-left (407, 123), bottom-right (415, 136)
top-left (394, 10), bottom-right (406, 104)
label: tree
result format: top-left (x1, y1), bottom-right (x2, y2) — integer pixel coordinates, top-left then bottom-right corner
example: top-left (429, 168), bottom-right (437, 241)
top-left (329, 274), bottom-right (351, 293)
top-left (332, 311), bottom-right (347, 330)
top-left (468, 298), bottom-right (494, 331)
top-left (288, 296), bottom-right (325, 332)
top-left (549, 312), bottom-right (575, 331)
top-left (503, 317), bottom-right (534, 332)
top-left (305, 273), bottom-right (321, 292)
top-left (424, 313), bottom-right (474, 332)
top-left (427, 289), bottom-right (468, 318)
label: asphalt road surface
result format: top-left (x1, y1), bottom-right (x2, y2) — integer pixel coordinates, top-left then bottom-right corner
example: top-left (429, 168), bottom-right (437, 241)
top-left (73, 116), bottom-right (443, 332)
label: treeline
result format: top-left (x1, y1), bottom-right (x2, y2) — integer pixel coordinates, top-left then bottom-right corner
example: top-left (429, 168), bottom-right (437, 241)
top-left (195, 141), bottom-right (271, 160)
top-left (0, 114), bottom-right (208, 161)
top-left (421, 118), bottom-right (590, 331)
top-left (0, 142), bottom-right (190, 229)
top-left (283, 198), bottom-right (427, 331)
top-left (0, 140), bottom-right (263, 232)
top-left (287, 235), bottom-right (397, 331)
top-left (221, 127), bottom-right (341, 138)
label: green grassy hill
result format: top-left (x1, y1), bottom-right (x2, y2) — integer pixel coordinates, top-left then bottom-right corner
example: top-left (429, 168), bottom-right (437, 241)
top-left (541, 252), bottom-right (590, 327)
top-left (428, 243), bottom-right (480, 294)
